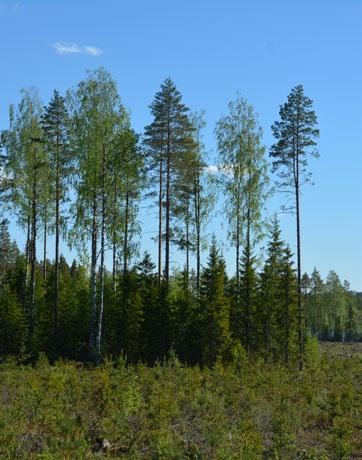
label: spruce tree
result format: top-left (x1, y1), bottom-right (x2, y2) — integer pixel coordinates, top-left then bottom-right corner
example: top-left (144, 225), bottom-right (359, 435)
top-left (0, 219), bottom-right (19, 281)
top-left (258, 216), bottom-right (285, 362)
top-left (199, 236), bottom-right (231, 366)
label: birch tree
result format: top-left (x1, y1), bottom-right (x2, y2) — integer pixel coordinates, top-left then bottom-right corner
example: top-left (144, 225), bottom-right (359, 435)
top-left (215, 96), bottom-right (269, 351)
top-left (68, 68), bottom-right (128, 362)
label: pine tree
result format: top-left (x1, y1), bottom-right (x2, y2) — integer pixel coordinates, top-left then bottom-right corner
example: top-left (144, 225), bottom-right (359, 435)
top-left (41, 89), bottom-right (71, 359)
top-left (144, 78), bottom-right (196, 285)
top-left (270, 84), bottom-right (319, 370)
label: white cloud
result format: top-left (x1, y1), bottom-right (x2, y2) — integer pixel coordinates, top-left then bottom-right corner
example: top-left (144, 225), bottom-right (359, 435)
top-left (53, 42), bottom-right (102, 56)
top-left (204, 164), bottom-right (219, 174)
top-left (205, 164), bottom-right (235, 176)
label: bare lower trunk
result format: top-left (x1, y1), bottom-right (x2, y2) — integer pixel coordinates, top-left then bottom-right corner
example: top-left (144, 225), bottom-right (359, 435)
top-left (95, 147), bottom-right (107, 364)
top-left (96, 214), bottom-right (105, 363)
top-left (88, 196), bottom-right (98, 360)
top-left (52, 169), bottom-right (60, 361)
top-left (194, 174), bottom-right (201, 290)
top-left (245, 203), bottom-right (251, 353)
top-left (43, 209), bottom-right (47, 284)
top-left (112, 231), bottom-right (117, 293)
top-left (284, 275), bottom-right (290, 365)
top-left (296, 184), bottom-right (303, 370)
top-left (25, 213), bottom-right (31, 295)
top-left (185, 202), bottom-right (190, 284)
top-left (28, 173), bottom-right (37, 355)
top-left (165, 145), bottom-right (170, 284)
top-left (123, 191), bottom-right (129, 275)
top-left (158, 155), bottom-right (163, 286)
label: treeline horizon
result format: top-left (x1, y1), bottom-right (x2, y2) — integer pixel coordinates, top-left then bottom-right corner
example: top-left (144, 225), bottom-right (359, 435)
top-left (0, 68), bottom-right (360, 366)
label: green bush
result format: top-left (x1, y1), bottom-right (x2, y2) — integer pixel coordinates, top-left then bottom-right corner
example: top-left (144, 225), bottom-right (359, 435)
top-left (0, 344), bottom-right (360, 458)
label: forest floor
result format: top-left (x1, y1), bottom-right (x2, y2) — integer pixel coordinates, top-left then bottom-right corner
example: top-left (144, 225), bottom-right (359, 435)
top-left (0, 342), bottom-right (361, 459)
top-left (319, 341), bottom-right (362, 359)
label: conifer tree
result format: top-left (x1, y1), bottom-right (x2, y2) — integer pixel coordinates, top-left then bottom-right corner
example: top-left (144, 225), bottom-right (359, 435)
top-left (279, 245), bottom-right (297, 364)
top-left (258, 216), bottom-right (285, 362)
top-left (199, 236), bottom-right (231, 365)
top-left (0, 284), bottom-right (25, 355)
top-left (173, 111), bottom-right (215, 288)
top-left (41, 89), bottom-right (70, 358)
top-left (0, 219), bottom-right (19, 281)
top-left (144, 78), bottom-right (196, 285)
top-left (270, 85), bottom-right (319, 369)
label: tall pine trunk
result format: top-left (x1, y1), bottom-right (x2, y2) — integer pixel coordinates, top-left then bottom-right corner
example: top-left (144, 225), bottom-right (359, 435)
top-left (185, 201), bottom-right (190, 283)
top-left (296, 181), bottom-right (303, 370)
top-left (43, 206), bottom-right (47, 284)
top-left (158, 153), bottom-right (163, 285)
top-left (296, 121), bottom-right (304, 370)
top-left (165, 123), bottom-right (171, 284)
top-left (52, 158), bottom-right (60, 360)
top-left (112, 230), bottom-right (117, 293)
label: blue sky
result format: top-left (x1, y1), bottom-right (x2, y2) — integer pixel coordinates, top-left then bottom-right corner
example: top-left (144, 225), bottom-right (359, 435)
top-left (0, 0), bottom-right (361, 290)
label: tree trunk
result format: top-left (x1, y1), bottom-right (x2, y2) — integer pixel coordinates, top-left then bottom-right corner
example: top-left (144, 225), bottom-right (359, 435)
top-left (245, 194), bottom-right (251, 353)
top-left (194, 172), bottom-right (201, 290)
top-left (185, 201), bottom-right (190, 283)
top-left (96, 146), bottom-right (107, 363)
top-left (88, 195), bottom-right (98, 360)
top-left (123, 190), bottom-right (129, 275)
top-left (284, 275), bottom-right (290, 365)
top-left (52, 161), bottom-right (60, 361)
top-left (43, 207), bottom-right (47, 284)
top-left (112, 229), bottom-right (117, 293)
top-left (158, 153), bottom-right (163, 286)
top-left (165, 123), bottom-right (171, 284)
top-left (25, 211), bottom-right (31, 291)
top-left (28, 168), bottom-right (37, 355)
top-left (296, 183), bottom-right (303, 370)
top-left (236, 210), bottom-right (240, 289)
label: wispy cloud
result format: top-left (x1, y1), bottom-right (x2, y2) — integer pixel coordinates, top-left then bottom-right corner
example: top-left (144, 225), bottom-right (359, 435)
top-left (205, 164), bottom-right (235, 176)
top-left (0, 2), bottom-right (20, 13)
top-left (53, 42), bottom-right (103, 56)
top-left (204, 164), bottom-right (219, 174)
